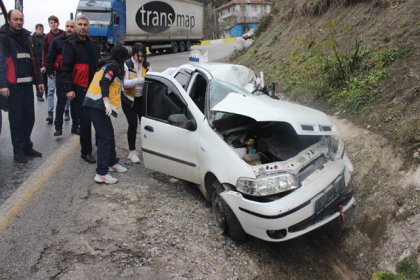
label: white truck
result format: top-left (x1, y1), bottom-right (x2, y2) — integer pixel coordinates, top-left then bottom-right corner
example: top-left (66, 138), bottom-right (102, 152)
top-left (76, 0), bottom-right (204, 54)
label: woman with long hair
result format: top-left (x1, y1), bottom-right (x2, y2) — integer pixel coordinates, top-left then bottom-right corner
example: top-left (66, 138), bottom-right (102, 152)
top-left (121, 43), bottom-right (151, 163)
top-left (83, 44), bottom-right (129, 184)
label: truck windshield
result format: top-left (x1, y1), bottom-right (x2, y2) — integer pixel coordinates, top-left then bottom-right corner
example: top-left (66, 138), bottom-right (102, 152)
top-left (76, 11), bottom-right (112, 25)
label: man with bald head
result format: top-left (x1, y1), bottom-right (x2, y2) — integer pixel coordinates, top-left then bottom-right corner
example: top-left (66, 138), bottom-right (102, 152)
top-left (46, 19), bottom-right (76, 136)
top-left (0, 10), bottom-right (44, 163)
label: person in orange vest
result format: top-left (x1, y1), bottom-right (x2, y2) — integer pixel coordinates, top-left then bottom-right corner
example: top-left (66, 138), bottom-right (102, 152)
top-left (83, 44), bottom-right (129, 184)
top-left (121, 43), bottom-right (150, 163)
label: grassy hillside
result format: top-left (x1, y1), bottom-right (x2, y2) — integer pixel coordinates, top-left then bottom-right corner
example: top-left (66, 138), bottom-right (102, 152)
top-left (233, 0), bottom-right (419, 168)
top-left (232, 1), bottom-right (419, 277)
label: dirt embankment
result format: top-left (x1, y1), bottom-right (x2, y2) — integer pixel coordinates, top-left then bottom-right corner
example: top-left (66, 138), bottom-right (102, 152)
top-left (234, 0), bottom-right (419, 275)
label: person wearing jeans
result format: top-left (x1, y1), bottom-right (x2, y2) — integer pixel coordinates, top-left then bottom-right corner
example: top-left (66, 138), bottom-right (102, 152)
top-left (84, 44), bottom-right (129, 184)
top-left (41, 15), bottom-right (63, 124)
top-left (46, 19), bottom-right (75, 136)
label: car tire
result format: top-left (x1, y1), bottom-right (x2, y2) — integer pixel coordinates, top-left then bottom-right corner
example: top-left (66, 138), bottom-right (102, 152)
top-left (211, 179), bottom-right (247, 242)
top-left (149, 48), bottom-right (157, 54)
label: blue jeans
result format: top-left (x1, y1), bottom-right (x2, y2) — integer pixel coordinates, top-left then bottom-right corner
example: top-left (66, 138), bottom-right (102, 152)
top-left (47, 76), bottom-right (56, 112)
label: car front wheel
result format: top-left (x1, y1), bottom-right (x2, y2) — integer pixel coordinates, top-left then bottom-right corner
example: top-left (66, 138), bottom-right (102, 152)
top-left (211, 180), bottom-right (247, 242)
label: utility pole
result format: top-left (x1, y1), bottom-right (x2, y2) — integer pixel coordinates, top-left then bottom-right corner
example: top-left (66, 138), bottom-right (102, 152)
top-left (15, 0), bottom-right (23, 11)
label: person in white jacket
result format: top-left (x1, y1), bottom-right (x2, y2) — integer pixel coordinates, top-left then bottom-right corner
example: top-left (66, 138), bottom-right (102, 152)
top-left (122, 43), bottom-right (150, 163)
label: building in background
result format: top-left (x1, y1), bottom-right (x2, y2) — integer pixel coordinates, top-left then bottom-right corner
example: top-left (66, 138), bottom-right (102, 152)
top-left (214, 0), bottom-right (272, 38)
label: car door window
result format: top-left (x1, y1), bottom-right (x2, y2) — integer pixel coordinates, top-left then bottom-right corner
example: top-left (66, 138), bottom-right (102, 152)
top-left (174, 69), bottom-right (192, 90)
top-left (189, 74), bottom-right (207, 114)
top-left (146, 80), bottom-right (187, 121)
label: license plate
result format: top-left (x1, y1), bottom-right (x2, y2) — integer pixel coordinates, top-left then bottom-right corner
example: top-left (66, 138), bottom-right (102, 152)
top-left (315, 176), bottom-right (345, 214)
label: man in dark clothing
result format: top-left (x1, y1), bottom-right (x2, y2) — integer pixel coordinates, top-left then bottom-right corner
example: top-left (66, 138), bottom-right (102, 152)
top-left (0, 10), bottom-right (45, 163)
top-left (31, 23), bottom-right (46, 102)
top-left (46, 19), bottom-right (75, 137)
top-left (62, 14), bottom-right (100, 163)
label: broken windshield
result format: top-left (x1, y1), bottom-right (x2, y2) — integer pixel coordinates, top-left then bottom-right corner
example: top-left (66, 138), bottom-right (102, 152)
top-left (209, 79), bottom-right (251, 109)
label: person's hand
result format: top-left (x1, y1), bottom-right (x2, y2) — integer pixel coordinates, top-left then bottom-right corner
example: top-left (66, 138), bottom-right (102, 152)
top-left (37, 84), bottom-right (45, 93)
top-left (137, 78), bottom-right (144, 85)
top-left (66, 91), bottom-right (75, 101)
top-left (104, 98), bottom-right (112, 116)
top-left (40, 67), bottom-right (46, 74)
top-left (0, 87), bottom-right (10, 97)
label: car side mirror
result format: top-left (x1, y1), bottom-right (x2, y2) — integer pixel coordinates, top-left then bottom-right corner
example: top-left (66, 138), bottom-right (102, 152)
top-left (168, 114), bottom-right (197, 131)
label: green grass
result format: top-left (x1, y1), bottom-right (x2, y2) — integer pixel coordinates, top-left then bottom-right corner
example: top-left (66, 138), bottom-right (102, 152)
top-left (271, 20), bottom-right (408, 112)
top-left (372, 254), bottom-right (420, 280)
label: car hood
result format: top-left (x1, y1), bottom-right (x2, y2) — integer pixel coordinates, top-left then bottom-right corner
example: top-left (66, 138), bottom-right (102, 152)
top-left (211, 93), bottom-right (336, 135)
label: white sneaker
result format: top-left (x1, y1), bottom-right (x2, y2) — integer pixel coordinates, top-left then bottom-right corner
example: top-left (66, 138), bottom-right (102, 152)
top-left (109, 163), bottom-right (128, 173)
top-left (95, 174), bottom-right (118, 184)
top-left (128, 150), bottom-right (140, 163)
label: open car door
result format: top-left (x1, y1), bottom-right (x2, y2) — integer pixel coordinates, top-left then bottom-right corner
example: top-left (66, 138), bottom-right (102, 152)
top-left (140, 72), bottom-right (201, 184)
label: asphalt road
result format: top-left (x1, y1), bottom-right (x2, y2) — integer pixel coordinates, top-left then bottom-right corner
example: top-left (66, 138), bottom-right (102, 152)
top-left (0, 40), bottom-right (241, 278)
top-left (0, 41), bottom-right (240, 205)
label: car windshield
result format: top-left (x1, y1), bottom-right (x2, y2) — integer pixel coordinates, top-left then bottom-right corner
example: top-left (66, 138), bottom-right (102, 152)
top-left (209, 78), bottom-right (252, 109)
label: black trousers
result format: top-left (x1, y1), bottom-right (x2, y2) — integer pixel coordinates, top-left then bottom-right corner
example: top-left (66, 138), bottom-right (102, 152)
top-left (121, 96), bottom-right (143, 151)
top-left (87, 107), bottom-right (118, 175)
top-left (71, 86), bottom-right (93, 156)
top-left (54, 74), bottom-right (67, 131)
top-left (8, 83), bottom-right (35, 154)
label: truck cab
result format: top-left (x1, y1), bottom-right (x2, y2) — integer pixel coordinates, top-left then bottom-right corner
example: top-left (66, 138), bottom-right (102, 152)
top-left (76, 0), bottom-right (126, 54)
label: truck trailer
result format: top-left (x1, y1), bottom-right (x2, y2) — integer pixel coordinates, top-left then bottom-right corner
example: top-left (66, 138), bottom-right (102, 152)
top-left (76, 0), bottom-right (204, 54)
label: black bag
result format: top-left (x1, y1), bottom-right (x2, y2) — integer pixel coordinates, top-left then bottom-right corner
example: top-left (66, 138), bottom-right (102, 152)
top-left (0, 95), bottom-right (7, 112)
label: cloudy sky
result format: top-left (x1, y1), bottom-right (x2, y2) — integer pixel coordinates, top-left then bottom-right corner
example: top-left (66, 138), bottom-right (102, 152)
top-left (4, 0), bottom-right (79, 32)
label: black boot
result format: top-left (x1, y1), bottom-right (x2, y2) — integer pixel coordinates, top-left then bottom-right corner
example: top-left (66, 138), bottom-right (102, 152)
top-left (54, 129), bottom-right (62, 136)
top-left (24, 148), bottom-right (42, 158)
top-left (14, 151), bottom-right (28, 163)
top-left (46, 111), bottom-right (53, 124)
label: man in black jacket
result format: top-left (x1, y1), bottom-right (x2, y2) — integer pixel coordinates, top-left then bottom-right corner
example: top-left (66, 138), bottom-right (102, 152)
top-left (46, 19), bottom-right (75, 137)
top-left (62, 14), bottom-right (100, 163)
top-left (0, 10), bottom-right (45, 163)
top-left (31, 23), bottom-right (46, 102)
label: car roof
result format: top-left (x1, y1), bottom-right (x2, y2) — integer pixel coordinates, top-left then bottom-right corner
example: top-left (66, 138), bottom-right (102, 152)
top-left (182, 63), bottom-right (256, 87)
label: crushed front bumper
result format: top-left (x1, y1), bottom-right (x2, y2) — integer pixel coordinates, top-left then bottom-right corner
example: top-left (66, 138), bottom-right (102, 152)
top-left (221, 165), bottom-right (354, 242)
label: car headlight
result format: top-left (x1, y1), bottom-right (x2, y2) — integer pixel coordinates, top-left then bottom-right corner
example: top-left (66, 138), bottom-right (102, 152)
top-left (237, 173), bottom-right (299, 196)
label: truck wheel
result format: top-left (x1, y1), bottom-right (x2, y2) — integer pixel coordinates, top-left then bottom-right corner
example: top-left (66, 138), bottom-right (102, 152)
top-left (211, 179), bottom-right (247, 242)
top-left (171, 41), bottom-right (178, 53)
top-left (179, 41), bottom-right (185, 52)
top-left (186, 41), bottom-right (192, 51)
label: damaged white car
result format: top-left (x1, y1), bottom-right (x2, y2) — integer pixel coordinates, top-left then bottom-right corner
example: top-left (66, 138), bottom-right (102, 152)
top-left (140, 63), bottom-right (354, 242)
